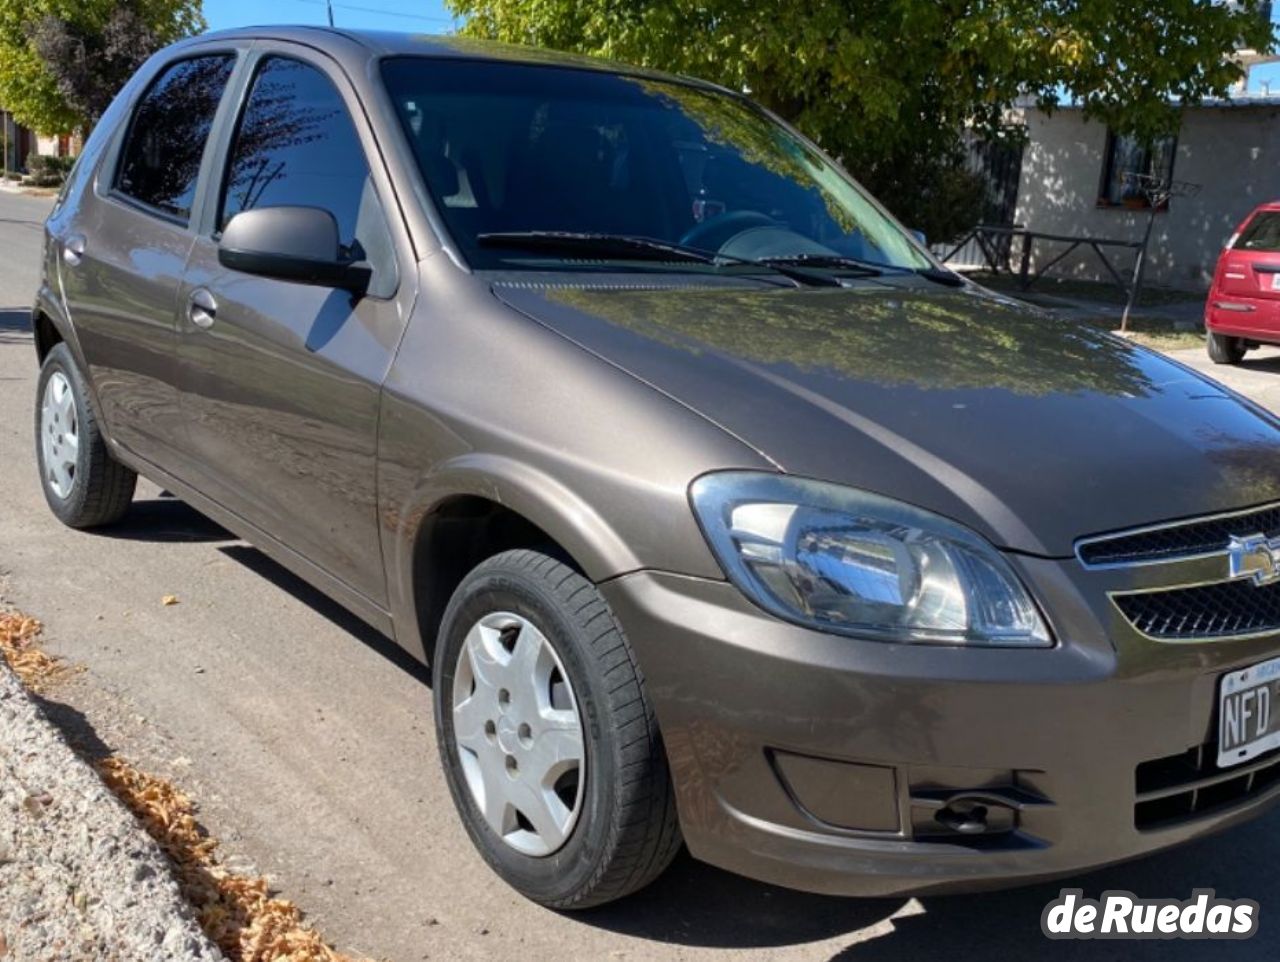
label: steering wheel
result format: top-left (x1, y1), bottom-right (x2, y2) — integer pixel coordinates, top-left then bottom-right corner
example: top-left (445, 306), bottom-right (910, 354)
top-left (679, 210), bottom-right (778, 252)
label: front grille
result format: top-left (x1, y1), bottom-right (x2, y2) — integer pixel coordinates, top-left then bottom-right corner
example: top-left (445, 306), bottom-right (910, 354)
top-left (1135, 742), bottom-right (1280, 830)
top-left (1078, 503), bottom-right (1280, 567)
top-left (1114, 579), bottom-right (1280, 640)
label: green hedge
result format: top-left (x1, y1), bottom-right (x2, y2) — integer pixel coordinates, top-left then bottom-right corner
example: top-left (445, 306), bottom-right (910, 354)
top-left (22, 152), bottom-right (76, 187)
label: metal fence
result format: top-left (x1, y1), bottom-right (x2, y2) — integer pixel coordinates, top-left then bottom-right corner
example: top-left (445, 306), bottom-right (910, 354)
top-left (933, 131), bottom-right (1026, 269)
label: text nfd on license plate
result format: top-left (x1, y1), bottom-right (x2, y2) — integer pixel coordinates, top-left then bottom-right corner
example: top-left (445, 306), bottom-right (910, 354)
top-left (1219, 654), bottom-right (1280, 768)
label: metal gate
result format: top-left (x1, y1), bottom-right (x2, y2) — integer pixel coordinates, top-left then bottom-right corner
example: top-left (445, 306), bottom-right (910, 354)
top-left (936, 131), bottom-right (1026, 269)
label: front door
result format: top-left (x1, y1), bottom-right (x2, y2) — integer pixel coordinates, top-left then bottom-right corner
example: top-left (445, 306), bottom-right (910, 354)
top-left (177, 51), bottom-right (414, 607)
top-left (48, 53), bottom-right (237, 466)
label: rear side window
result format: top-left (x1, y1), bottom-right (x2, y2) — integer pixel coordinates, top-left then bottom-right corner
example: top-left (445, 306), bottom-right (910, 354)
top-left (219, 56), bottom-right (396, 296)
top-left (114, 55), bottom-right (236, 222)
top-left (1235, 212), bottom-right (1280, 253)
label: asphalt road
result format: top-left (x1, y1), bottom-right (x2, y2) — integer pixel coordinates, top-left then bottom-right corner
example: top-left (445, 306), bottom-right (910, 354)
top-left (4, 186), bottom-right (1280, 961)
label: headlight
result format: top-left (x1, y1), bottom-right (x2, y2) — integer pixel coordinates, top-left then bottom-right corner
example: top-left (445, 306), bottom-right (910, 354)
top-left (690, 472), bottom-right (1051, 647)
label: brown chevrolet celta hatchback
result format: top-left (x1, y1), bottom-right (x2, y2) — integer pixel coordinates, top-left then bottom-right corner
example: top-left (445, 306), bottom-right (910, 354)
top-left (31, 27), bottom-right (1280, 907)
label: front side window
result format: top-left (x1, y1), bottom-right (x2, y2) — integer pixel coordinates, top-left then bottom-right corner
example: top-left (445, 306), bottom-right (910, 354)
top-left (115, 55), bottom-right (236, 222)
top-left (381, 58), bottom-right (930, 273)
top-left (220, 56), bottom-right (396, 296)
top-left (1098, 131), bottom-right (1177, 209)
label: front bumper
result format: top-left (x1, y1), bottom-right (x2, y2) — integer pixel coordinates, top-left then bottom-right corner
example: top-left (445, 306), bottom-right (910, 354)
top-left (600, 557), bottom-right (1280, 897)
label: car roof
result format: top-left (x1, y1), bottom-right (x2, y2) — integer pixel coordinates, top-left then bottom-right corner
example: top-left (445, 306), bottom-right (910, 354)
top-left (185, 25), bottom-right (731, 93)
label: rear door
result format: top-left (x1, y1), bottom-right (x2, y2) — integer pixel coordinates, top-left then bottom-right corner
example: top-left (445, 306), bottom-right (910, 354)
top-left (51, 52), bottom-right (239, 467)
top-left (176, 48), bottom-right (415, 607)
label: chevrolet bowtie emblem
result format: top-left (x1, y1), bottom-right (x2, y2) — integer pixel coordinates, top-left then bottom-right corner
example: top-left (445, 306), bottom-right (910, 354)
top-left (1228, 533), bottom-right (1280, 587)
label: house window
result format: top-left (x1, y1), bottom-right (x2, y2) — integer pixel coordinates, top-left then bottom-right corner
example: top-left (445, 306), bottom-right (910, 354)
top-left (1098, 131), bottom-right (1176, 209)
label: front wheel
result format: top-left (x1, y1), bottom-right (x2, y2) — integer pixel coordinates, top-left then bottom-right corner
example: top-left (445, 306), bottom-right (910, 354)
top-left (1207, 331), bottom-right (1247, 365)
top-left (433, 549), bottom-right (681, 908)
top-left (34, 343), bottom-right (136, 527)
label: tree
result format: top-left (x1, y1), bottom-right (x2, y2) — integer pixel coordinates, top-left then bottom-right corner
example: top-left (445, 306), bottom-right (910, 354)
top-left (446, 0), bottom-right (1275, 241)
top-left (0, 0), bottom-right (204, 135)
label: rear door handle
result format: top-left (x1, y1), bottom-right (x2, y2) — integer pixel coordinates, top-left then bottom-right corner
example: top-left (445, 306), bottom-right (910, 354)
top-left (188, 288), bottom-right (217, 329)
top-left (62, 234), bottom-right (85, 267)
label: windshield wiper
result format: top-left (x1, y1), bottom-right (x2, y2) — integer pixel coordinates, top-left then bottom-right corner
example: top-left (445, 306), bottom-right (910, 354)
top-left (478, 231), bottom-right (715, 263)
top-left (761, 253), bottom-right (967, 287)
top-left (753, 253), bottom-right (893, 276)
top-left (916, 266), bottom-right (966, 287)
top-left (475, 231), bottom-right (841, 287)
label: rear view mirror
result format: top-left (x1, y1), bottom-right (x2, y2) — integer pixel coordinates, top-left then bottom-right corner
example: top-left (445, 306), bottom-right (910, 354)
top-left (218, 206), bottom-right (371, 294)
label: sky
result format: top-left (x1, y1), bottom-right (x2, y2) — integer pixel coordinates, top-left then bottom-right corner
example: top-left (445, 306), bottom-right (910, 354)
top-left (203, 0), bottom-right (1280, 94)
top-left (202, 0), bottom-right (458, 34)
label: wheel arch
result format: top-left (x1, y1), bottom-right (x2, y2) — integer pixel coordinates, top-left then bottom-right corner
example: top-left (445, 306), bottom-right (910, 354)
top-left (33, 309), bottom-right (63, 364)
top-left (388, 453), bottom-right (644, 664)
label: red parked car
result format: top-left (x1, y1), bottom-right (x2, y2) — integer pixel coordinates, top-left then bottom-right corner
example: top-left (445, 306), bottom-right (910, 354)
top-left (1206, 201), bottom-right (1280, 364)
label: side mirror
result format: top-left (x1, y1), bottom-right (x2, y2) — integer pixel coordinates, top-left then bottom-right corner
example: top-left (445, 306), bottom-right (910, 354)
top-left (909, 228), bottom-right (928, 247)
top-left (218, 206), bottom-right (371, 295)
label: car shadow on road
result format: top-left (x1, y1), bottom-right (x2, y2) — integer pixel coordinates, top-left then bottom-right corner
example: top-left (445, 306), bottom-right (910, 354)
top-left (1240, 355), bottom-right (1280, 375)
top-left (827, 821), bottom-right (1280, 960)
top-left (576, 810), bottom-right (1280, 957)
top-left (217, 542), bottom-right (432, 688)
top-left (90, 495), bottom-right (236, 544)
top-left (579, 849), bottom-right (905, 948)
top-left (0, 306), bottom-right (32, 346)
top-left (0, 307), bottom-right (31, 331)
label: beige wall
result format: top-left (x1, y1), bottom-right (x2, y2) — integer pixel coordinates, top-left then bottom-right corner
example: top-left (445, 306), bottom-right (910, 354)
top-left (1011, 105), bottom-right (1280, 291)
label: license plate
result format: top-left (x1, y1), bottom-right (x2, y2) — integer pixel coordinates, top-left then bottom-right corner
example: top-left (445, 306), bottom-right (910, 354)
top-left (1270, 273), bottom-right (1280, 291)
top-left (1218, 655), bottom-right (1280, 767)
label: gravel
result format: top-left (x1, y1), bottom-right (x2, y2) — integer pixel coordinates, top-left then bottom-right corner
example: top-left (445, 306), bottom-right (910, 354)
top-left (0, 663), bottom-right (222, 961)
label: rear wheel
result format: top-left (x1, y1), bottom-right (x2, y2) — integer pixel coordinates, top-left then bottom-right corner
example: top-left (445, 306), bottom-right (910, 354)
top-left (1208, 331), bottom-right (1247, 365)
top-left (35, 343), bottom-right (136, 527)
top-left (433, 549), bottom-right (681, 908)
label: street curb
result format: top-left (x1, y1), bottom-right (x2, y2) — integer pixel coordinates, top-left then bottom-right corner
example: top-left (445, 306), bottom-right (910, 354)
top-left (0, 662), bottom-right (223, 961)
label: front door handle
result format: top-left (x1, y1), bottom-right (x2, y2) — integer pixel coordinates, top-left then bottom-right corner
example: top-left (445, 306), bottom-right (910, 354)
top-left (188, 288), bottom-right (217, 330)
top-left (62, 234), bottom-right (85, 267)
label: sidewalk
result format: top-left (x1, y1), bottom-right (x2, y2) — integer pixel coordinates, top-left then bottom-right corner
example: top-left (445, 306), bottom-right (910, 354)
top-left (0, 647), bottom-right (220, 961)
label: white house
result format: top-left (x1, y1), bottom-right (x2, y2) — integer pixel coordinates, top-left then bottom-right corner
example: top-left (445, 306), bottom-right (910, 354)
top-left (1003, 95), bottom-right (1280, 291)
top-left (959, 37), bottom-right (1280, 293)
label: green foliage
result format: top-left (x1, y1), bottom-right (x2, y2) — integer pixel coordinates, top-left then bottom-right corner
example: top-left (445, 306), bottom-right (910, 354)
top-left (0, 0), bottom-right (204, 134)
top-left (448, 0), bottom-right (1275, 240)
top-left (23, 151), bottom-right (75, 186)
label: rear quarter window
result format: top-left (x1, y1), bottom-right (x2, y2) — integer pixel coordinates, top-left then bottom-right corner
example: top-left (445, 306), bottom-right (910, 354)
top-left (1235, 212), bottom-right (1280, 253)
top-left (113, 54), bottom-right (236, 223)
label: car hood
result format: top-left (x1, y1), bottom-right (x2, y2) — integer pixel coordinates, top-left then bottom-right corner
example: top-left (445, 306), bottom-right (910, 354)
top-left (493, 281), bottom-right (1280, 556)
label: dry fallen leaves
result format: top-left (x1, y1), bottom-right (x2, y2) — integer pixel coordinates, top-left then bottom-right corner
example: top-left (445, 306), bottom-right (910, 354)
top-left (1, 608), bottom-right (363, 962)
top-left (0, 612), bottom-right (64, 690)
top-left (161, 595), bottom-right (180, 607)
top-left (97, 759), bottom-right (361, 962)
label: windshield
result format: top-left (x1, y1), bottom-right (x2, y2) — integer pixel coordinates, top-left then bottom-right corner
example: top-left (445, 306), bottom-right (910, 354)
top-left (380, 57), bottom-right (931, 273)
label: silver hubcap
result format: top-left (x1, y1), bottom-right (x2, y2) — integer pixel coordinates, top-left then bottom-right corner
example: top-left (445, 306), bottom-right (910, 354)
top-left (451, 611), bottom-right (585, 857)
top-left (40, 371), bottom-right (78, 499)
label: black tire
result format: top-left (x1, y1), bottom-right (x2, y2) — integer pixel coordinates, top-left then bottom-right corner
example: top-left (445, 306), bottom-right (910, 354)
top-left (34, 342), bottom-right (136, 527)
top-left (433, 549), bottom-right (681, 909)
top-left (1208, 331), bottom-right (1246, 365)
